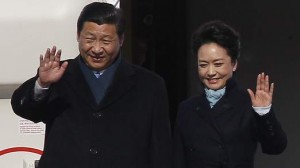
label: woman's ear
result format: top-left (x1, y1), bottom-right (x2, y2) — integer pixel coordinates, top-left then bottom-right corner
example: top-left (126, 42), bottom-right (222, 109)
top-left (233, 61), bottom-right (238, 72)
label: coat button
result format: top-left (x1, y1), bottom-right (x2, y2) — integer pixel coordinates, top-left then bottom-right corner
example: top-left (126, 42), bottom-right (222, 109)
top-left (266, 120), bottom-right (271, 124)
top-left (218, 145), bottom-right (224, 150)
top-left (89, 148), bottom-right (99, 155)
top-left (92, 112), bottom-right (102, 118)
top-left (222, 104), bottom-right (230, 109)
top-left (268, 125), bottom-right (273, 131)
top-left (20, 97), bottom-right (26, 105)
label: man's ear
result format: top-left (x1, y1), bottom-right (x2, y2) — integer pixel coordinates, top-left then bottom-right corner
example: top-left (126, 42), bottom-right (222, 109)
top-left (77, 32), bottom-right (80, 42)
top-left (119, 34), bottom-right (125, 47)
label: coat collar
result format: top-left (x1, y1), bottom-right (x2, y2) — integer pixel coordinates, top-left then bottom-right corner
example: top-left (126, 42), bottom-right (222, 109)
top-left (63, 56), bottom-right (135, 110)
top-left (196, 77), bottom-right (238, 118)
top-left (97, 58), bottom-right (135, 109)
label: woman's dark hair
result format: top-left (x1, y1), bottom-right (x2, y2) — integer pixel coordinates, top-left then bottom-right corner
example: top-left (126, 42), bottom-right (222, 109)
top-left (77, 2), bottom-right (125, 37)
top-left (192, 20), bottom-right (240, 63)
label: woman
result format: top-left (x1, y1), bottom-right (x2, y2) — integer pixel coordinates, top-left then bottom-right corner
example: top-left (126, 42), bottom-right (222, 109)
top-left (173, 20), bottom-right (287, 168)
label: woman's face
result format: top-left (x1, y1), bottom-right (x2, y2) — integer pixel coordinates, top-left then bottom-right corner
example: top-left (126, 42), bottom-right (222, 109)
top-left (197, 42), bottom-right (237, 90)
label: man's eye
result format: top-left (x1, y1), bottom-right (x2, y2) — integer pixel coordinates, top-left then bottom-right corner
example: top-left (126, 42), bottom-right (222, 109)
top-left (102, 40), bottom-right (112, 44)
top-left (85, 38), bottom-right (95, 43)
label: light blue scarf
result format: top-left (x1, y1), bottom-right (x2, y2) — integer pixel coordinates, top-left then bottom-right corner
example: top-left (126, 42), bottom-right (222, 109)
top-left (205, 87), bottom-right (226, 108)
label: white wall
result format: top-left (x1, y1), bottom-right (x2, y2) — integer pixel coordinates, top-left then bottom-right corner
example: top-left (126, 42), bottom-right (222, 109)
top-left (0, 99), bottom-right (44, 168)
top-left (0, 0), bottom-right (119, 85)
top-left (0, 0), bottom-right (86, 85)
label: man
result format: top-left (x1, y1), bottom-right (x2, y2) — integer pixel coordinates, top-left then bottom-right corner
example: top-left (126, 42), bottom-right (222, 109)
top-left (11, 2), bottom-right (171, 168)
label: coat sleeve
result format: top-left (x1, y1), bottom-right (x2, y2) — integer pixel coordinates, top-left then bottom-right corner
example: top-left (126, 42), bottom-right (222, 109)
top-left (150, 78), bottom-right (172, 168)
top-left (10, 76), bottom-right (49, 123)
top-left (172, 105), bottom-right (187, 168)
top-left (256, 108), bottom-right (287, 154)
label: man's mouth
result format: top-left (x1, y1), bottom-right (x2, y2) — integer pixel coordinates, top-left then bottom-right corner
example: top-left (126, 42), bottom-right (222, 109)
top-left (91, 55), bottom-right (105, 61)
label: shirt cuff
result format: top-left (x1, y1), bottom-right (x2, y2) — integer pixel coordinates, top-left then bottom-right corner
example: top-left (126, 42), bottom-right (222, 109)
top-left (34, 79), bottom-right (49, 101)
top-left (253, 104), bottom-right (272, 116)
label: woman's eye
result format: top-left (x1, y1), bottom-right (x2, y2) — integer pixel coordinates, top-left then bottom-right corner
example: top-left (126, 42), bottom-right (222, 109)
top-left (215, 63), bottom-right (223, 67)
top-left (199, 64), bottom-right (207, 68)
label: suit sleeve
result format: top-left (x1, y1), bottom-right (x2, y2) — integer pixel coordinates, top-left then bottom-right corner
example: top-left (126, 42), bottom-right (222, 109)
top-left (256, 108), bottom-right (287, 154)
top-left (150, 78), bottom-right (172, 168)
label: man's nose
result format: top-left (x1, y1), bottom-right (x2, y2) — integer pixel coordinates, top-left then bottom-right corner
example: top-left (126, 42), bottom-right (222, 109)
top-left (92, 41), bottom-right (104, 54)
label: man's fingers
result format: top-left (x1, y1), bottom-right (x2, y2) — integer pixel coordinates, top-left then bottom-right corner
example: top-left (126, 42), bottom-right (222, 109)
top-left (61, 61), bottom-right (68, 69)
top-left (54, 49), bottom-right (62, 62)
top-left (50, 46), bottom-right (57, 61)
top-left (39, 54), bottom-right (44, 66)
top-left (59, 62), bottom-right (69, 74)
top-left (43, 48), bottom-right (51, 62)
top-left (40, 46), bottom-right (60, 66)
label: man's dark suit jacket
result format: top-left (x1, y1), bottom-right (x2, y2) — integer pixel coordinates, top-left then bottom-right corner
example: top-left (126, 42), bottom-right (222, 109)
top-left (11, 56), bottom-right (172, 168)
top-left (173, 79), bottom-right (287, 168)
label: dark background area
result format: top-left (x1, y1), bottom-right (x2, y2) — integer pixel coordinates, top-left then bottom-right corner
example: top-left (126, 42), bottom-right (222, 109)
top-left (122, 0), bottom-right (299, 167)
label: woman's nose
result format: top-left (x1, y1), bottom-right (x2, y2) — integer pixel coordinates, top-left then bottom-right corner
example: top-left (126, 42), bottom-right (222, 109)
top-left (207, 65), bottom-right (216, 75)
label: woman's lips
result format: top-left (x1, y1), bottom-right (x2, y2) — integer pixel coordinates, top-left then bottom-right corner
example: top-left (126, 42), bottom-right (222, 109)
top-left (207, 78), bottom-right (218, 84)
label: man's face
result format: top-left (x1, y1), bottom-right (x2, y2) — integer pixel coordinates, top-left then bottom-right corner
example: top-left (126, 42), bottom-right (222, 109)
top-left (77, 22), bottom-right (124, 71)
top-left (197, 42), bottom-right (237, 90)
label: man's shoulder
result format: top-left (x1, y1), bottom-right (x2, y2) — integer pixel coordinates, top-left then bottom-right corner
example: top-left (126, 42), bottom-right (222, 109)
top-left (126, 63), bottom-right (165, 83)
top-left (62, 57), bottom-right (78, 64)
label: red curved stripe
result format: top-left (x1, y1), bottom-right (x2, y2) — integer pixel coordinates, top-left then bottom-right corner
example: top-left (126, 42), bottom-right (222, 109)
top-left (0, 147), bottom-right (43, 156)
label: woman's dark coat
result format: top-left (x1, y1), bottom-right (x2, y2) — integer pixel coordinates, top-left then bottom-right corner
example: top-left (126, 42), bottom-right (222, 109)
top-left (173, 79), bottom-right (287, 168)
